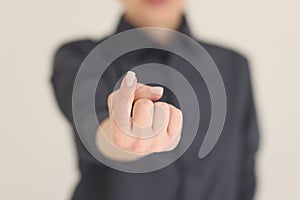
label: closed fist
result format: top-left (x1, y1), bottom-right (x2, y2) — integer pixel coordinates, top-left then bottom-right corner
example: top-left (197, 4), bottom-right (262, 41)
top-left (98, 71), bottom-right (183, 159)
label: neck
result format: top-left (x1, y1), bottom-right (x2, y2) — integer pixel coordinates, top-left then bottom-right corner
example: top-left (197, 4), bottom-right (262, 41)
top-left (124, 12), bottom-right (183, 31)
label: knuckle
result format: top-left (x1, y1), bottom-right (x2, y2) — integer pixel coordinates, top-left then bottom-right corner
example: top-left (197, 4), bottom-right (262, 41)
top-left (154, 101), bottom-right (168, 107)
top-left (173, 108), bottom-right (183, 118)
top-left (154, 102), bottom-right (169, 112)
top-left (135, 99), bottom-right (153, 107)
top-left (133, 99), bottom-right (153, 112)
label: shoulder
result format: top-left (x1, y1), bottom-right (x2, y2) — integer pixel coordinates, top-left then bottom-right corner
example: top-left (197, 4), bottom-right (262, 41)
top-left (195, 39), bottom-right (253, 95)
top-left (54, 39), bottom-right (97, 61)
top-left (197, 39), bottom-right (251, 77)
top-left (52, 38), bottom-right (107, 73)
top-left (199, 40), bottom-right (249, 66)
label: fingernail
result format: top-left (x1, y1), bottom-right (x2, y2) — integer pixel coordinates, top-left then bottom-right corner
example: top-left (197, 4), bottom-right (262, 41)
top-left (150, 87), bottom-right (164, 95)
top-left (125, 71), bottom-right (135, 87)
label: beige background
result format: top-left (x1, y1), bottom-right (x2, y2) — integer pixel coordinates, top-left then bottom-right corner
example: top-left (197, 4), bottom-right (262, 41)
top-left (1, 0), bottom-right (299, 199)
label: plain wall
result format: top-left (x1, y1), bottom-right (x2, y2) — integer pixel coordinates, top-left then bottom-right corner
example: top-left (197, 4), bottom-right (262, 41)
top-left (1, 0), bottom-right (299, 199)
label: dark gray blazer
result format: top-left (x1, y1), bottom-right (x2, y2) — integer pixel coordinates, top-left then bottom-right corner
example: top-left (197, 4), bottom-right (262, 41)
top-left (51, 16), bottom-right (259, 200)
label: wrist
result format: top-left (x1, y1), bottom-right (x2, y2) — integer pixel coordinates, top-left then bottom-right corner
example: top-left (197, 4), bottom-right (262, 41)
top-left (96, 118), bottom-right (148, 162)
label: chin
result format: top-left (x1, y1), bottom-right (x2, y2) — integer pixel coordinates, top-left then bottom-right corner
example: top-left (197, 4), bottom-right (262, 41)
top-left (142, 11), bottom-right (176, 27)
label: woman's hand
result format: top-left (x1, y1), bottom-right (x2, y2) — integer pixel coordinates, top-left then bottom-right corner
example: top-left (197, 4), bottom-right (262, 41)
top-left (96, 71), bottom-right (183, 161)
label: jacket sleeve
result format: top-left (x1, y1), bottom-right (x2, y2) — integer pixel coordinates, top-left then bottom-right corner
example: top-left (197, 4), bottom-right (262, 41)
top-left (50, 42), bottom-right (108, 166)
top-left (51, 43), bottom-right (81, 124)
top-left (237, 58), bottom-right (260, 200)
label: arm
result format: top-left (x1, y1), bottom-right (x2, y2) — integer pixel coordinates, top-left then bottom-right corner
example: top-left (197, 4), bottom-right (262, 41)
top-left (51, 45), bottom-right (182, 163)
top-left (237, 58), bottom-right (260, 200)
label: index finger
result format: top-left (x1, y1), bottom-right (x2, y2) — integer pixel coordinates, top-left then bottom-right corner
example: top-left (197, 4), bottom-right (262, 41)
top-left (111, 71), bottom-right (137, 131)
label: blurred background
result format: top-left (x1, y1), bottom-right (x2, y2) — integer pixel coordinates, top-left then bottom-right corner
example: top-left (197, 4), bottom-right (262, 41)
top-left (1, 0), bottom-right (299, 199)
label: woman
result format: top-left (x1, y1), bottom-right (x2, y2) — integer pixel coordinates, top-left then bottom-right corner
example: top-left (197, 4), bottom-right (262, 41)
top-left (51, 0), bottom-right (259, 199)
